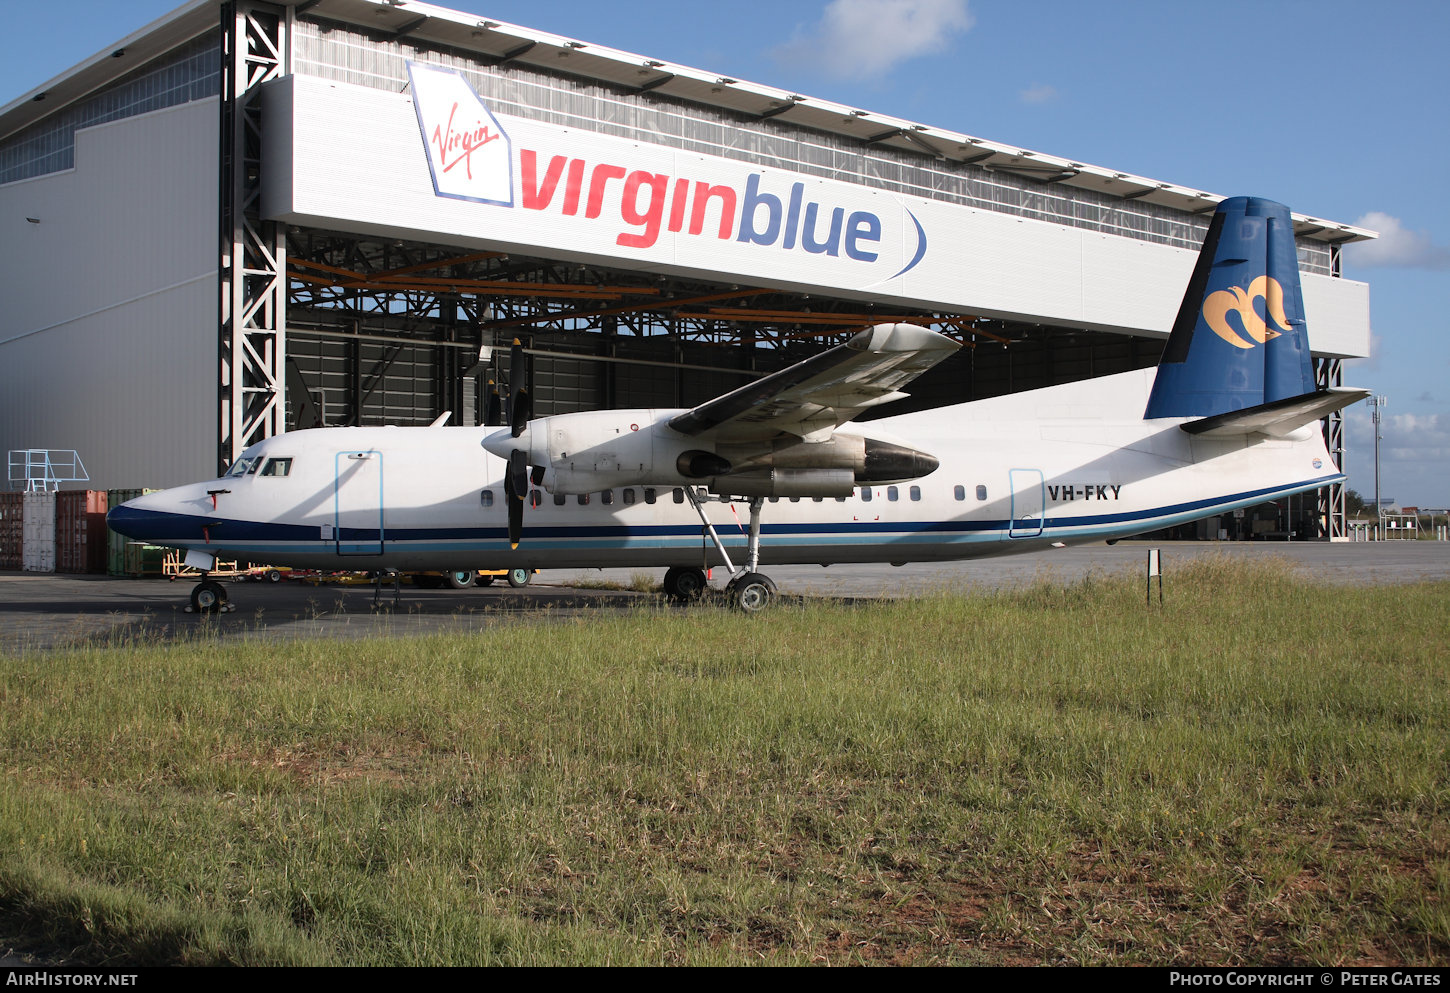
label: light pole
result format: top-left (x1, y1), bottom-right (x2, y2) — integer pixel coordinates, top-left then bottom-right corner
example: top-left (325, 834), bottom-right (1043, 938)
top-left (1369, 394), bottom-right (1387, 538)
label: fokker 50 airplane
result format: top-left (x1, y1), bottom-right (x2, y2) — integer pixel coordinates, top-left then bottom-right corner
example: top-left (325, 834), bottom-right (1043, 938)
top-left (109, 197), bottom-right (1367, 613)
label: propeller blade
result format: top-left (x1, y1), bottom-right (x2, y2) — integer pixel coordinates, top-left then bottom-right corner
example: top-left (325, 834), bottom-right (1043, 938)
top-left (508, 448), bottom-right (529, 499)
top-left (509, 338), bottom-right (530, 438)
top-left (507, 485), bottom-right (524, 549)
top-left (505, 448), bottom-right (529, 548)
top-left (503, 454), bottom-right (526, 549)
top-left (484, 377), bottom-right (502, 427)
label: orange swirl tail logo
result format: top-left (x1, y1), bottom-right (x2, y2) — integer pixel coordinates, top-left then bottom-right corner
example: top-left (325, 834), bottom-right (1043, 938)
top-left (1202, 275), bottom-right (1290, 349)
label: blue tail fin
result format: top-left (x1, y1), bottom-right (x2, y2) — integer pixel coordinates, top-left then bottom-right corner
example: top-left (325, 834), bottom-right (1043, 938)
top-left (1144, 196), bottom-right (1315, 419)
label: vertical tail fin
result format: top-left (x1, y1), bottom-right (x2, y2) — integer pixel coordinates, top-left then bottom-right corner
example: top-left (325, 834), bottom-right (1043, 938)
top-left (1145, 196), bottom-right (1315, 419)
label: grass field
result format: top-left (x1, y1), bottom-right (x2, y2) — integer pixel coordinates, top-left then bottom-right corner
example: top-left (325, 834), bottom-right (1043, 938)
top-left (1, 556), bottom-right (1446, 966)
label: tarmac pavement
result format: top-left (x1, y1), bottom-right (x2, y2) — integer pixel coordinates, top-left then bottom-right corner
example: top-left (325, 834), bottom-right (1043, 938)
top-left (2, 539), bottom-right (1447, 654)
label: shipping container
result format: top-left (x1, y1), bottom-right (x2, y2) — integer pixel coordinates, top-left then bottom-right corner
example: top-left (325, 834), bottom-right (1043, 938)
top-left (22, 492), bottom-right (56, 573)
top-left (56, 490), bottom-right (109, 574)
top-left (0, 492), bottom-right (21, 570)
top-left (107, 489), bottom-right (155, 576)
top-left (123, 542), bottom-right (167, 578)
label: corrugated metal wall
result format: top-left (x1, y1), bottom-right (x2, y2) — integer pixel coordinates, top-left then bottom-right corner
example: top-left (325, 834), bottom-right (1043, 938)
top-left (0, 99), bottom-right (219, 490)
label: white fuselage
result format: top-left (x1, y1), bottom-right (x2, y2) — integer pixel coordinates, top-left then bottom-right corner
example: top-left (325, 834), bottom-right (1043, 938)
top-left (112, 369), bottom-right (1341, 572)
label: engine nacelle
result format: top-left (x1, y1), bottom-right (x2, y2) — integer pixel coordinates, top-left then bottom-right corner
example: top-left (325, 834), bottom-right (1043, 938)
top-left (859, 439), bottom-right (941, 483)
top-left (708, 468), bottom-right (857, 498)
top-left (484, 413), bottom-right (941, 495)
top-left (493, 409), bottom-right (724, 494)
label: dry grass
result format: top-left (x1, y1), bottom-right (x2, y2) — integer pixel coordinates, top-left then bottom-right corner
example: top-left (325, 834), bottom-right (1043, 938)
top-left (1, 556), bottom-right (1446, 965)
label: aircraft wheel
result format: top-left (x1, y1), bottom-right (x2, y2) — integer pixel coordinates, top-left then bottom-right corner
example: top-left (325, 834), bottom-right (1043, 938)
top-left (731, 572), bottom-right (776, 614)
top-left (664, 566), bottom-right (708, 602)
top-left (506, 567), bottom-right (530, 588)
top-left (477, 574), bottom-right (495, 587)
top-left (191, 579), bottom-right (228, 614)
top-left (447, 570), bottom-right (476, 590)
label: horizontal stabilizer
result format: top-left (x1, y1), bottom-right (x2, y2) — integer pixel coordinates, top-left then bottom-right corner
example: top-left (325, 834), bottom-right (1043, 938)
top-left (1182, 387), bottom-right (1369, 438)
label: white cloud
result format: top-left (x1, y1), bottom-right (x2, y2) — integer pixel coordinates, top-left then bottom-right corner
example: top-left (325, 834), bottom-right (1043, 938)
top-left (772, 0), bottom-right (974, 81)
top-left (1343, 407), bottom-right (1450, 504)
top-left (1343, 211), bottom-right (1450, 270)
top-left (1019, 83), bottom-right (1057, 105)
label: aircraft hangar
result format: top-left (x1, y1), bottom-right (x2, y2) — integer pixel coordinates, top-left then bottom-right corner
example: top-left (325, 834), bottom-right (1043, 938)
top-left (0, 0), bottom-right (1374, 537)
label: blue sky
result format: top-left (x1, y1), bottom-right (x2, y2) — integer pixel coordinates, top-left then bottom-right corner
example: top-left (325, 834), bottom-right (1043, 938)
top-left (3, 0), bottom-right (1447, 507)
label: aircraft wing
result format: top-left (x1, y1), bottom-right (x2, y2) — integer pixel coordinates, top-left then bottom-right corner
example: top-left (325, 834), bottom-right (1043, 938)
top-left (667, 323), bottom-right (959, 443)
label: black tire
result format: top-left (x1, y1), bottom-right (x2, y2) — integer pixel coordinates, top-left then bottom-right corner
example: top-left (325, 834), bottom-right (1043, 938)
top-left (664, 566), bottom-right (707, 602)
top-left (447, 570), bottom-right (476, 590)
top-left (506, 567), bottom-right (530, 588)
top-left (731, 572), bottom-right (776, 614)
top-left (191, 579), bottom-right (227, 614)
top-left (265, 569), bottom-right (283, 584)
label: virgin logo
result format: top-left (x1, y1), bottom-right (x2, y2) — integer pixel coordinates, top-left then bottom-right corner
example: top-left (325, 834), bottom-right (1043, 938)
top-left (408, 62), bottom-right (512, 206)
top-left (430, 103), bottom-right (501, 180)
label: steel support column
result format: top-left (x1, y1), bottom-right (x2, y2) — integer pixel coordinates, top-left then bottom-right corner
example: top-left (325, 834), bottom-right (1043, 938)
top-left (219, 1), bottom-right (288, 472)
top-left (1317, 357), bottom-right (1347, 539)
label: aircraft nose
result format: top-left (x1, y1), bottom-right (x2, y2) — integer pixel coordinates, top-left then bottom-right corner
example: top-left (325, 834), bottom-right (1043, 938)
top-left (105, 493), bottom-right (200, 544)
top-left (105, 501), bottom-right (156, 541)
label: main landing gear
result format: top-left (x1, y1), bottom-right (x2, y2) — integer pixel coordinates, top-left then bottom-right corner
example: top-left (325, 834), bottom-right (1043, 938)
top-left (662, 566), bottom-right (708, 602)
top-left (188, 579), bottom-right (233, 614)
top-left (675, 490), bottom-right (780, 614)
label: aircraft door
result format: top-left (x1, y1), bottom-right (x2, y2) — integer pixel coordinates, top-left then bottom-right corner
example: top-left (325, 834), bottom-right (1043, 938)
top-left (334, 450), bottom-right (384, 555)
top-left (1009, 468), bottom-right (1045, 539)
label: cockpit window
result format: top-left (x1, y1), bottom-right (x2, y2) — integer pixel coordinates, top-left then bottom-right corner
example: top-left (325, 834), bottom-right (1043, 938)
top-left (259, 457), bottom-right (293, 477)
top-left (226, 456), bottom-right (259, 478)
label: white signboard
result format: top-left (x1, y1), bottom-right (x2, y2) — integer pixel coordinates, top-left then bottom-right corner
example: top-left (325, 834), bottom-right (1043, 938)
top-left (262, 67), bottom-right (1369, 355)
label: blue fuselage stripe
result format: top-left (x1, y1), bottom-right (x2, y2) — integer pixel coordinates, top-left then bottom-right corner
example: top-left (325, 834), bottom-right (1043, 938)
top-left (109, 475), bottom-right (1340, 555)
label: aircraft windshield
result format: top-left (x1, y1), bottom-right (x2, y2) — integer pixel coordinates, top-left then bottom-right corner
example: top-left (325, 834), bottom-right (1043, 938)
top-left (225, 447), bottom-right (268, 478)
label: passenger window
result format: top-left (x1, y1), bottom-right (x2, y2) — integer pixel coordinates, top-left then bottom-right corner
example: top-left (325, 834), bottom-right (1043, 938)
top-left (530, 490), bottom-right (543, 509)
top-left (601, 489), bottom-right (614, 506)
top-left (887, 486), bottom-right (899, 502)
top-left (789, 496), bottom-right (800, 503)
top-left (644, 488), bottom-right (657, 505)
top-left (976, 485), bottom-right (988, 501)
top-left (260, 457), bottom-right (292, 477)
top-left (673, 488), bottom-right (684, 504)
top-left (578, 493), bottom-right (590, 506)
top-left (954, 485), bottom-right (965, 501)
top-left (835, 496), bottom-right (847, 503)
top-left (769, 496), bottom-right (779, 503)
top-left (860, 488), bottom-right (872, 503)
top-left (622, 488), bottom-right (636, 505)
top-left (909, 486), bottom-right (921, 501)
top-left (554, 493), bottom-right (567, 507)
top-left (812, 497), bottom-right (823, 503)
top-left (480, 489), bottom-right (494, 507)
